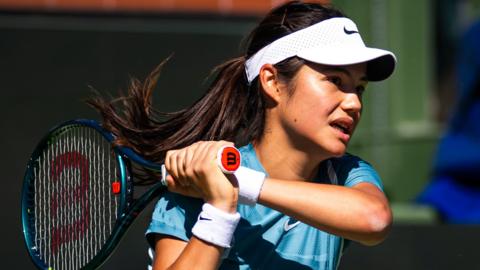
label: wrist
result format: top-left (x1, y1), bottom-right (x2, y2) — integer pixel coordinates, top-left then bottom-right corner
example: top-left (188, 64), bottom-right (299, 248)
top-left (207, 195), bottom-right (238, 214)
top-left (192, 203), bottom-right (241, 248)
top-left (205, 172), bottom-right (238, 213)
top-left (234, 166), bottom-right (266, 205)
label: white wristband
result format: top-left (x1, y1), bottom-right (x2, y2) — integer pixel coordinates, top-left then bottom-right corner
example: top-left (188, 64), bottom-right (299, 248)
top-left (234, 166), bottom-right (266, 205)
top-left (191, 203), bottom-right (241, 248)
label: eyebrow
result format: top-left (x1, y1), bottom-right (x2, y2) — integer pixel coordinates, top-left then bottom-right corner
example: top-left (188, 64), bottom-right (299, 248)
top-left (318, 66), bottom-right (368, 83)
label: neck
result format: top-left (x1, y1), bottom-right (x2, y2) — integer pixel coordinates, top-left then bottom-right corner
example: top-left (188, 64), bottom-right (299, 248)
top-left (253, 128), bottom-right (329, 181)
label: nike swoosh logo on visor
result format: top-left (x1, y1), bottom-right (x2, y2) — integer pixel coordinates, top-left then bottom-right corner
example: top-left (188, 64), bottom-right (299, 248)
top-left (343, 26), bottom-right (359, 35)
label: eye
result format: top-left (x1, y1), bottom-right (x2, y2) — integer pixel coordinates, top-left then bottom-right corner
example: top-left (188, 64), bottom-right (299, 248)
top-left (327, 76), bottom-right (342, 87)
top-left (356, 85), bottom-right (366, 96)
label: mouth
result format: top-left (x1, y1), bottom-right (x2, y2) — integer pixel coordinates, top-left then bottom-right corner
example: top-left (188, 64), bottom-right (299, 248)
top-left (330, 118), bottom-right (354, 137)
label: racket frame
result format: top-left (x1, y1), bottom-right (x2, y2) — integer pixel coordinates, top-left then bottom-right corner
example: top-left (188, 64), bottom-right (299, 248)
top-left (21, 119), bottom-right (166, 270)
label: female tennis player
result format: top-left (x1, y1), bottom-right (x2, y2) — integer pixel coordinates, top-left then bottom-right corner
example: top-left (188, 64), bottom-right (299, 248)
top-left (90, 1), bottom-right (396, 269)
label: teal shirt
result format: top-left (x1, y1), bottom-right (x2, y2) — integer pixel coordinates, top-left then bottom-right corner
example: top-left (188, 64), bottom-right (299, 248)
top-left (146, 144), bottom-right (383, 270)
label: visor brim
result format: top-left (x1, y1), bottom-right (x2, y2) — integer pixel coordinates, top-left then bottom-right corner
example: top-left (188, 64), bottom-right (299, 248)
top-left (297, 46), bottom-right (396, 81)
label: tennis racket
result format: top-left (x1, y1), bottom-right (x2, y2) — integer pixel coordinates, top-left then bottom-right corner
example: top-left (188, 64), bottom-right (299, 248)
top-left (21, 119), bottom-right (241, 270)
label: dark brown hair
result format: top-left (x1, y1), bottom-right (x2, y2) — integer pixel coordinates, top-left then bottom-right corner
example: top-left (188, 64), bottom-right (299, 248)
top-left (88, 1), bottom-right (345, 175)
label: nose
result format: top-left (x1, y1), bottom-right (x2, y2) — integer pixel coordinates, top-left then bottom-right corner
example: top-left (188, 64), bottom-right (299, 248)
top-left (341, 92), bottom-right (362, 114)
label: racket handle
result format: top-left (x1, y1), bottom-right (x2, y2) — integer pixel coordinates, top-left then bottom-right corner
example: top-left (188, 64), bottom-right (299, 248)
top-left (160, 145), bottom-right (241, 186)
top-left (217, 146), bottom-right (241, 174)
top-left (160, 165), bottom-right (168, 187)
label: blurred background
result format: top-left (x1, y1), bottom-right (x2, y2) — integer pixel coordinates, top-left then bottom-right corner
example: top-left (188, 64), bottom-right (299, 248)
top-left (2, 0), bottom-right (480, 269)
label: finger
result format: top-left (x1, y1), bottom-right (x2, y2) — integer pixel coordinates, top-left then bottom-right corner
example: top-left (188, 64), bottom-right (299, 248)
top-left (207, 141), bottom-right (234, 166)
top-left (166, 172), bottom-right (205, 198)
top-left (175, 149), bottom-right (190, 187)
top-left (185, 142), bottom-right (200, 171)
top-left (167, 150), bottom-right (180, 181)
top-left (194, 141), bottom-right (234, 173)
top-left (184, 143), bottom-right (197, 176)
top-left (164, 150), bottom-right (173, 174)
top-left (218, 140), bottom-right (234, 147)
top-left (191, 141), bottom-right (212, 173)
top-left (205, 141), bottom-right (219, 164)
top-left (165, 174), bottom-right (176, 188)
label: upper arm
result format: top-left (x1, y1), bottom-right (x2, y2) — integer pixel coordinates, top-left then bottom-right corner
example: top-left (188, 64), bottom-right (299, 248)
top-left (350, 182), bottom-right (392, 245)
top-left (339, 157), bottom-right (392, 244)
top-left (351, 182), bottom-right (388, 203)
top-left (152, 234), bottom-right (188, 270)
top-left (340, 156), bottom-right (390, 213)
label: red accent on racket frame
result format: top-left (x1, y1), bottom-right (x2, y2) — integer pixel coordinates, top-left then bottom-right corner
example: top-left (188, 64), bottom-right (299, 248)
top-left (111, 182), bottom-right (121, 194)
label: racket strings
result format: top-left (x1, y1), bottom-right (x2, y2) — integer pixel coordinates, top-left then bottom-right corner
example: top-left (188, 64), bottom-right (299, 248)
top-left (32, 125), bottom-right (120, 270)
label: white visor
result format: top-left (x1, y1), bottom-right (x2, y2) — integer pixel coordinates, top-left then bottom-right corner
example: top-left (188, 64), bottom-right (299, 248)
top-left (245, 17), bottom-right (396, 83)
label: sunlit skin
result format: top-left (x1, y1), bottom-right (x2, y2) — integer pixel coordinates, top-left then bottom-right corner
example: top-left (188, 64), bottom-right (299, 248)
top-left (256, 62), bottom-right (368, 181)
top-left (282, 62), bottom-right (367, 155)
top-left (154, 62), bottom-right (392, 270)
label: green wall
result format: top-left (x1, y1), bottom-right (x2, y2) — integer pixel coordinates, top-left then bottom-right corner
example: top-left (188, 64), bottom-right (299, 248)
top-left (333, 0), bottom-right (439, 203)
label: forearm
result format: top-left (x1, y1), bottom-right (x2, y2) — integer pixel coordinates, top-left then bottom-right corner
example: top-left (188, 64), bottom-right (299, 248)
top-left (153, 203), bottom-right (239, 270)
top-left (157, 141), bottom-right (241, 268)
top-left (154, 236), bottom-right (224, 270)
top-left (258, 178), bottom-right (392, 245)
top-left (153, 198), bottom-right (239, 270)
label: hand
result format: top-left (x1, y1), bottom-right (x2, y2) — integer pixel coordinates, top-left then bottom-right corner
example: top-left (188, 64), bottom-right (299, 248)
top-left (164, 141), bottom-right (239, 213)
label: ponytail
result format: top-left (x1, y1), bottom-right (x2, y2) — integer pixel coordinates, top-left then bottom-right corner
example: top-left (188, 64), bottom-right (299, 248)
top-left (89, 1), bottom-right (346, 171)
top-left (88, 56), bottom-right (265, 165)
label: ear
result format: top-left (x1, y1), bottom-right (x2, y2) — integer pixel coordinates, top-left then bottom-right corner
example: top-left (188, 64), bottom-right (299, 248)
top-left (258, 64), bottom-right (282, 103)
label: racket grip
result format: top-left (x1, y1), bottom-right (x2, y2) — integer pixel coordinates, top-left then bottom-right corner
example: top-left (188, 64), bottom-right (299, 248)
top-left (160, 164), bottom-right (168, 187)
top-left (160, 146), bottom-right (241, 186)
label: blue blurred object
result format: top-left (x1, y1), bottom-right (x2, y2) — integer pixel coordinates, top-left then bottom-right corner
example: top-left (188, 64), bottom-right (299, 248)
top-left (418, 20), bottom-right (480, 223)
top-left (418, 176), bottom-right (480, 223)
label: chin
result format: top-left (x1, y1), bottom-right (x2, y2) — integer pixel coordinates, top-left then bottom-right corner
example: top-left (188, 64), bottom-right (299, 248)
top-left (325, 143), bottom-right (348, 158)
top-left (330, 150), bottom-right (346, 158)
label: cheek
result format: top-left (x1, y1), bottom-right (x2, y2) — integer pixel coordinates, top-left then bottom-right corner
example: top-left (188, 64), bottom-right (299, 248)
top-left (283, 91), bottom-right (331, 128)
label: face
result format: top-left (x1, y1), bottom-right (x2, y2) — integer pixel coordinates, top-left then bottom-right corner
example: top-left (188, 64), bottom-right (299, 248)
top-left (276, 62), bottom-right (367, 158)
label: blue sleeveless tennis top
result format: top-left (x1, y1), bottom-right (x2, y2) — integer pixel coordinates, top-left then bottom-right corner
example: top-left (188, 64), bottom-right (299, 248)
top-left (146, 144), bottom-right (383, 270)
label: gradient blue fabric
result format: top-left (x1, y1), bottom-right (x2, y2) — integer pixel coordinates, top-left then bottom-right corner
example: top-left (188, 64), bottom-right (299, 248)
top-left (146, 144), bottom-right (384, 269)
